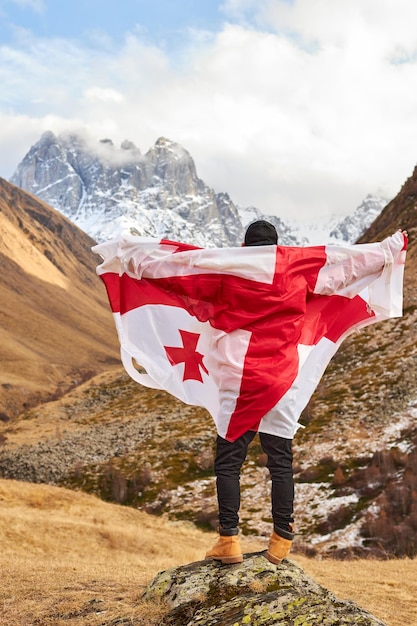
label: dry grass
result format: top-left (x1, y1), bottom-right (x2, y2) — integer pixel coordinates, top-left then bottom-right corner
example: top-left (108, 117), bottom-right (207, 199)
top-left (293, 554), bottom-right (417, 626)
top-left (1, 479), bottom-right (417, 625)
top-left (0, 479), bottom-right (261, 625)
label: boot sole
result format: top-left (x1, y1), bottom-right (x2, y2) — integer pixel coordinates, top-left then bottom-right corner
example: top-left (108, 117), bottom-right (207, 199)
top-left (211, 555), bottom-right (243, 564)
top-left (265, 550), bottom-right (283, 564)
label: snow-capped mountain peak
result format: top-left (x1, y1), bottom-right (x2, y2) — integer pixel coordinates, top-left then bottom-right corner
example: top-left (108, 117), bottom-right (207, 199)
top-left (10, 131), bottom-right (389, 248)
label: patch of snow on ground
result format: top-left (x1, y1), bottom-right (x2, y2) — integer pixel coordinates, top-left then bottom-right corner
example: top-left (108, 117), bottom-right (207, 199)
top-left (310, 518), bottom-right (365, 552)
top-left (384, 401), bottom-right (417, 453)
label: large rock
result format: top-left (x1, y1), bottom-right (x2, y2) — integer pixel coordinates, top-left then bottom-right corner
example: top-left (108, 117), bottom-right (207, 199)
top-left (143, 552), bottom-right (386, 625)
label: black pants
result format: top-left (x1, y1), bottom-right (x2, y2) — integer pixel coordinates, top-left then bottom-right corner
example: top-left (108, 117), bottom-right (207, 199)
top-left (214, 431), bottom-right (294, 534)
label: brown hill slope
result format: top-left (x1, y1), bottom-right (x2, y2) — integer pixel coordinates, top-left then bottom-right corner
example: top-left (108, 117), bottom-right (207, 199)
top-left (290, 166), bottom-right (417, 556)
top-left (358, 164), bottom-right (417, 299)
top-left (0, 178), bottom-right (119, 420)
top-left (303, 163), bottom-right (417, 432)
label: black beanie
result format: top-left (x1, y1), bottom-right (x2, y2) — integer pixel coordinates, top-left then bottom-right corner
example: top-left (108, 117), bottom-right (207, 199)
top-left (244, 220), bottom-right (278, 246)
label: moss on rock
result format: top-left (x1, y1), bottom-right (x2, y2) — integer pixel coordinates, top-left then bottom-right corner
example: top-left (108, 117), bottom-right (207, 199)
top-left (143, 553), bottom-right (386, 625)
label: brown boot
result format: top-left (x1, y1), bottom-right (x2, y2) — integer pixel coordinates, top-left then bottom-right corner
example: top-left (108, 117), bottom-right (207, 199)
top-left (205, 534), bottom-right (243, 564)
top-left (266, 526), bottom-right (294, 564)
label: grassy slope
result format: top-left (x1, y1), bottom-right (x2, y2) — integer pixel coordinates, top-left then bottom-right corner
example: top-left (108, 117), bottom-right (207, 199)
top-left (0, 178), bottom-right (120, 419)
top-left (1, 478), bottom-right (416, 626)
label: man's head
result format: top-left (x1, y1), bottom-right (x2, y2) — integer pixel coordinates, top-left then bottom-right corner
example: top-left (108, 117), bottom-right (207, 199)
top-left (244, 220), bottom-right (278, 247)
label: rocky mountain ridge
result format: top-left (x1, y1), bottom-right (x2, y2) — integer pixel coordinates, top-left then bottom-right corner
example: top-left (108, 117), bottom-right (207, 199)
top-left (11, 131), bottom-right (389, 247)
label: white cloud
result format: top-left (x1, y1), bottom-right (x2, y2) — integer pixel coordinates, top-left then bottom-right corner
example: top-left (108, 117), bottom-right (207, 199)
top-left (1, 1), bottom-right (417, 221)
top-left (0, 110), bottom-right (80, 176)
top-left (83, 87), bottom-right (125, 104)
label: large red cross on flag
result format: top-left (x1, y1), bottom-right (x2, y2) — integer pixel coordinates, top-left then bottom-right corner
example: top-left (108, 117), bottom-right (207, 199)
top-left (93, 231), bottom-right (407, 442)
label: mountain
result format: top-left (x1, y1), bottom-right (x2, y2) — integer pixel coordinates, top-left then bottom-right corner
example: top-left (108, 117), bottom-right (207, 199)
top-left (11, 131), bottom-right (244, 248)
top-left (330, 194), bottom-right (389, 242)
top-left (289, 194), bottom-right (391, 246)
top-left (11, 131), bottom-right (388, 247)
top-left (0, 177), bottom-right (120, 421)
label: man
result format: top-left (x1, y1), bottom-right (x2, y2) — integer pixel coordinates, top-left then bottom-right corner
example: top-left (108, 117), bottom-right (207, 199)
top-left (93, 221), bottom-right (407, 567)
top-left (205, 220), bottom-right (294, 565)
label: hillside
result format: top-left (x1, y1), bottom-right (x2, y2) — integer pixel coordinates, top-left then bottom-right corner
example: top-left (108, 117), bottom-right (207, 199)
top-left (0, 177), bottom-right (120, 420)
top-left (0, 359), bottom-right (415, 560)
top-left (296, 165), bottom-right (417, 556)
top-left (359, 164), bottom-right (417, 297)
top-left (1, 478), bottom-right (416, 625)
top-left (309, 162), bottom-right (417, 449)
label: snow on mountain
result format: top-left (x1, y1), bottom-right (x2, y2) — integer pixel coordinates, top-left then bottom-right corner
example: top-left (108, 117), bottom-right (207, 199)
top-left (11, 131), bottom-right (243, 249)
top-left (329, 194), bottom-right (390, 242)
top-left (237, 204), bottom-right (303, 246)
top-left (10, 131), bottom-right (389, 247)
top-left (287, 194), bottom-right (390, 246)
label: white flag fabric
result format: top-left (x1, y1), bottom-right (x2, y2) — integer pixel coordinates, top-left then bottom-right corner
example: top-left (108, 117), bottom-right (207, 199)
top-left (93, 231), bottom-right (407, 441)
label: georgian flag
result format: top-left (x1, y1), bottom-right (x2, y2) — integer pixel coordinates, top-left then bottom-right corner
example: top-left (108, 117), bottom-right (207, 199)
top-left (93, 231), bottom-right (407, 442)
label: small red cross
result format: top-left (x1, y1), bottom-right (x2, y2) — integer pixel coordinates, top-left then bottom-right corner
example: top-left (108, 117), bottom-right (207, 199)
top-left (164, 329), bottom-right (209, 382)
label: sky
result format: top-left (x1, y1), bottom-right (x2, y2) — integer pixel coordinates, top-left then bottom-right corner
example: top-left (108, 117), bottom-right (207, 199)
top-left (1, 0), bottom-right (417, 221)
